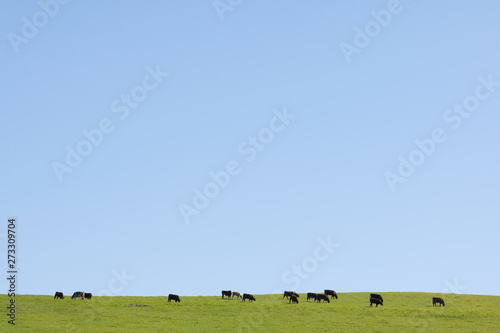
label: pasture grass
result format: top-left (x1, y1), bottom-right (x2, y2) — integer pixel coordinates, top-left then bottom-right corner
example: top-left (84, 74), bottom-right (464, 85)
top-left (1, 292), bottom-right (499, 332)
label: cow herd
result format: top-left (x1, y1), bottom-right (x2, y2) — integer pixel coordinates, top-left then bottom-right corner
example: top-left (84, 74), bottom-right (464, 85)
top-left (221, 289), bottom-right (338, 304)
top-left (54, 291), bottom-right (92, 300)
top-left (221, 290), bottom-right (445, 308)
top-left (54, 290), bottom-right (446, 308)
top-left (283, 290), bottom-right (299, 304)
top-left (282, 289), bottom-right (338, 304)
top-left (221, 290), bottom-right (256, 302)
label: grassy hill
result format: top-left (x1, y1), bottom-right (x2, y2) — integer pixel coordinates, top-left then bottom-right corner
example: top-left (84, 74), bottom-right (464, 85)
top-left (1, 292), bottom-right (499, 332)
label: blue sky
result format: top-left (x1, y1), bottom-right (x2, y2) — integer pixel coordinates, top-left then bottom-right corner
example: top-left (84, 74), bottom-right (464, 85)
top-left (1, 0), bottom-right (499, 297)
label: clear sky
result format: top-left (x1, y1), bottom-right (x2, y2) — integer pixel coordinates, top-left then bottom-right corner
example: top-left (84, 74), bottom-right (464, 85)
top-left (1, 0), bottom-right (499, 297)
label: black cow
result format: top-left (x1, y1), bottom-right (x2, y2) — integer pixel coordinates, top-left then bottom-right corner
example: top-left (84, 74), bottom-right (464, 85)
top-left (324, 289), bottom-right (338, 299)
top-left (283, 291), bottom-right (299, 300)
top-left (316, 294), bottom-right (330, 303)
top-left (54, 292), bottom-right (64, 299)
top-left (370, 293), bottom-right (383, 303)
top-left (289, 295), bottom-right (299, 304)
top-left (222, 290), bottom-right (232, 299)
top-left (242, 293), bottom-right (256, 302)
top-left (307, 293), bottom-right (318, 302)
top-left (168, 294), bottom-right (181, 303)
top-left (71, 291), bottom-right (85, 300)
top-left (232, 291), bottom-right (242, 299)
top-left (370, 297), bottom-right (383, 307)
top-left (84, 293), bottom-right (92, 300)
top-left (433, 297), bottom-right (445, 306)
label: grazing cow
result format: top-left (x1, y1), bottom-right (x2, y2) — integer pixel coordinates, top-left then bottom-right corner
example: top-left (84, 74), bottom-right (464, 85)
top-left (232, 291), bottom-right (242, 300)
top-left (316, 294), bottom-right (330, 303)
top-left (324, 289), bottom-right (338, 299)
top-left (54, 292), bottom-right (64, 299)
top-left (283, 291), bottom-right (299, 300)
top-left (433, 297), bottom-right (445, 307)
top-left (168, 294), bottom-right (181, 303)
top-left (242, 293), bottom-right (256, 302)
top-left (289, 295), bottom-right (299, 304)
top-left (71, 291), bottom-right (85, 300)
top-left (222, 290), bottom-right (232, 299)
top-left (307, 293), bottom-right (318, 302)
top-left (84, 293), bottom-right (92, 300)
top-left (370, 293), bottom-right (383, 303)
top-left (370, 297), bottom-right (383, 307)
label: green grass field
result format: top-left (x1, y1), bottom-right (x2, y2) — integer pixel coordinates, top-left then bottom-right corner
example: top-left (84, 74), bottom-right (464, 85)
top-left (1, 292), bottom-right (499, 332)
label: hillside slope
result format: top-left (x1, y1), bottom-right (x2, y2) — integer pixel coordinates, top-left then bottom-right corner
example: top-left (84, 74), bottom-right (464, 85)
top-left (1, 292), bottom-right (499, 332)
